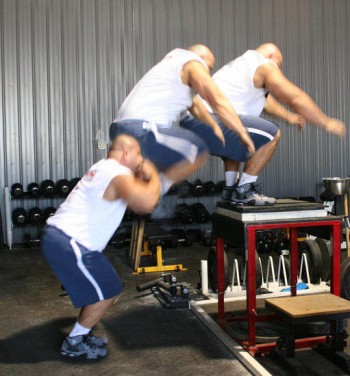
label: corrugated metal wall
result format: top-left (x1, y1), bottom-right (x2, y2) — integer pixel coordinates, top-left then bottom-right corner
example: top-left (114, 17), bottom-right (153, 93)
top-left (1, 0), bottom-right (349, 244)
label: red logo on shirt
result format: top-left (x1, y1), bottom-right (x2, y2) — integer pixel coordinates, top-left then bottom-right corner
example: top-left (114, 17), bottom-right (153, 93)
top-left (84, 170), bottom-right (96, 181)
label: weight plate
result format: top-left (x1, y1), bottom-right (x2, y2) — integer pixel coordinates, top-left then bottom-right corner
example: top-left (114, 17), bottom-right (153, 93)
top-left (340, 257), bottom-right (350, 300)
top-left (207, 247), bottom-right (229, 292)
top-left (298, 239), bottom-right (323, 284)
top-left (244, 250), bottom-right (263, 289)
top-left (315, 238), bottom-right (331, 282)
top-left (226, 322), bottom-right (284, 344)
top-left (278, 256), bottom-right (290, 285)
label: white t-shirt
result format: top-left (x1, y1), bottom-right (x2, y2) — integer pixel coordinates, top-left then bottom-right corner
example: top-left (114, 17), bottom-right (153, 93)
top-left (47, 159), bottom-right (132, 251)
top-left (115, 48), bottom-right (208, 127)
top-left (208, 50), bottom-right (272, 116)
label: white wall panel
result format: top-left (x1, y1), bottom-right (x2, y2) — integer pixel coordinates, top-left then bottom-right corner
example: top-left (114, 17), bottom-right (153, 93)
top-left (0, 0), bottom-right (349, 244)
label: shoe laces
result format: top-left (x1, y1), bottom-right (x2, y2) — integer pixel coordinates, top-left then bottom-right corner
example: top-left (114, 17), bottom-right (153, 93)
top-left (84, 334), bottom-right (98, 349)
top-left (251, 183), bottom-right (263, 195)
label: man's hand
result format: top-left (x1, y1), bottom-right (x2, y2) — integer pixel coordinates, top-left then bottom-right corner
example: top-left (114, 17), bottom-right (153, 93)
top-left (136, 159), bottom-right (158, 181)
top-left (239, 131), bottom-right (256, 159)
top-left (324, 118), bottom-right (346, 138)
top-left (287, 113), bottom-right (306, 129)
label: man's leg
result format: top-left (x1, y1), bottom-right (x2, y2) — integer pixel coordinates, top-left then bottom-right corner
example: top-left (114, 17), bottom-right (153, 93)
top-left (232, 129), bottom-right (281, 205)
top-left (77, 297), bottom-right (116, 329)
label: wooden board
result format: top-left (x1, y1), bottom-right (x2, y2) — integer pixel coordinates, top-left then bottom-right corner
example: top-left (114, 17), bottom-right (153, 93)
top-left (265, 294), bottom-right (350, 318)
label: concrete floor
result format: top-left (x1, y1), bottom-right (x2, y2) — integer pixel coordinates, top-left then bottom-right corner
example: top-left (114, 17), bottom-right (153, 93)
top-left (1, 239), bottom-right (350, 375)
top-left (0, 241), bottom-right (251, 376)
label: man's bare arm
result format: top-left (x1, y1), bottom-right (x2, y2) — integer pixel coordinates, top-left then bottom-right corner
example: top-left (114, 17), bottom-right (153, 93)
top-left (183, 60), bottom-right (255, 157)
top-left (107, 160), bottom-right (161, 213)
top-left (264, 94), bottom-right (306, 129)
top-left (189, 96), bottom-right (225, 145)
top-left (257, 64), bottom-right (346, 137)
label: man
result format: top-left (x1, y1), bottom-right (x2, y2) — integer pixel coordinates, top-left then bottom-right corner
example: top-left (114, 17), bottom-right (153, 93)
top-left (41, 134), bottom-right (160, 359)
top-left (109, 44), bottom-right (255, 196)
top-left (180, 43), bottom-right (346, 205)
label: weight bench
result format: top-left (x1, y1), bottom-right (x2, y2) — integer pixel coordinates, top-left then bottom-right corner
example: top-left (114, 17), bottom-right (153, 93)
top-left (265, 293), bottom-right (350, 358)
top-left (129, 218), bottom-right (187, 274)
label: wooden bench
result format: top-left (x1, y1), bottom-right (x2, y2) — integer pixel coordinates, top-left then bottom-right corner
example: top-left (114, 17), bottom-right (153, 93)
top-left (265, 293), bottom-right (350, 357)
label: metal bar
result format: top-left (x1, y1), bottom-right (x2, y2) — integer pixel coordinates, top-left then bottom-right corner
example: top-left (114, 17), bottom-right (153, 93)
top-left (216, 236), bottom-right (225, 321)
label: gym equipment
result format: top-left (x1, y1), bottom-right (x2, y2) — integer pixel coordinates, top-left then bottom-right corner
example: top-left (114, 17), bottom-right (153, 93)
top-left (185, 229), bottom-right (202, 243)
top-left (136, 274), bottom-right (190, 309)
top-left (40, 179), bottom-right (56, 196)
top-left (190, 202), bottom-right (210, 223)
top-left (207, 247), bottom-right (229, 292)
top-left (174, 204), bottom-right (194, 224)
top-left (69, 177), bottom-right (80, 191)
top-left (129, 220), bottom-right (187, 274)
top-left (191, 179), bottom-right (205, 196)
top-left (56, 179), bottom-right (70, 197)
top-left (340, 257), bottom-right (350, 300)
top-left (123, 209), bottom-right (135, 221)
top-left (170, 229), bottom-right (192, 247)
top-left (175, 180), bottom-right (192, 197)
top-left (28, 207), bottom-right (44, 226)
top-left (323, 177), bottom-right (350, 256)
top-left (202, 229), bottom-right (215, 246)
top-left (315, 237), bottom-right (331, 282)
top-left (204, 180), bottom-right (217, 195)
top-left (12, 208), bottom-right (27, 226)
top-left (27, 182), bottom-right (40, 196)
top-left (43, 206), bottom-right (56, 220)
top-left (298, 239), bottom-right (323, 284)
top-left (11, 183), bottom-right (23, 197)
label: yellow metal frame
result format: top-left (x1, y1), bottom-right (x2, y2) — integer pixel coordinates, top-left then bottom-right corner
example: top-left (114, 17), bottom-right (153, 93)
top-left (134, 240), bottom-right (187, 274)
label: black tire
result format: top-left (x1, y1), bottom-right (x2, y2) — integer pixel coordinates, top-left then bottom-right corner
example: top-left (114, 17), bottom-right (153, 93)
top-left (315, 238), bottom-right (331, 282)
top-left (340, 257), bottom-right (350, 300)
top-left (207, 247), bottom-right (229, 292)
top-left (278, 256), bottom-right (290, 285)
top-left (298, 239), bottom-right (323, 284)
top-left (244, 250), bottom-right (263, 289)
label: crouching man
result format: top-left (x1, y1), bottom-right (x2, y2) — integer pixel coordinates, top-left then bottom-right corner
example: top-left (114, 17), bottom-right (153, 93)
top-left (41, 134), bottom-right (160, 359)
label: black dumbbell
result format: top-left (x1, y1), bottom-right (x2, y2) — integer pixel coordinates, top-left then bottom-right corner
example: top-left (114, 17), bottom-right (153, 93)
top-left (185, 229), bottom-right (202, 243)
top-left (204, 181), bottom-right (217, 195)
top-left (11, 183), bottom-right (23, 197)
top-left (69, 177), bottom-right (81, 191)
top-left (191, 179), bottom-right (205, 196)
top-left (123, 209), bottom-right (135, 221)
top-left (43, 206), bottom-right (56, 220)
top-left (171, 229), bottom-right (193, 247)
top-left (216, 180), bottom-right (226, 192)
top-left (202, 230), bottom-right (215, 247)
top-left (28, 182), bottom-right (41, 196)
top-left (190, 203), bottom-right (210, 223)
top-left (174, 204), bottom-right (194, 224)
top-left (28, 207), bottom-right (44, 226)
top-left (56, 179), bottom-right (70, 197)
top-left (41, 179), bottom-right (56, 196)
top-left (12, 208), bottom-right (27, 226)
top-left (175, 180), bottom-right (192, 197)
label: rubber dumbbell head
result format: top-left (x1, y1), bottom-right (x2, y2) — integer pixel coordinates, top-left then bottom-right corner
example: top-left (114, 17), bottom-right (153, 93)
top-left (43, 206), bottom-right (56, 220)
top-left (40, 179), bottom-right (56, 196)
top-left (11, 183), bottom-right (23, 197)
top-left (28, 182), bottom-right (40, 196)
top-left (12, 208), bottom-right (27, 226)
top-left (56, 179), bottom-right (70, 197)
top-left (28, 207), bottom-right (44, 226)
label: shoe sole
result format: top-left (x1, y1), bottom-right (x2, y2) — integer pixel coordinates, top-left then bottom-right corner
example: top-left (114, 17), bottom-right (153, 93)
top-left (233, 199), bottom-right (275, 206)
top-left (60, 350), bottom-right (107, 360)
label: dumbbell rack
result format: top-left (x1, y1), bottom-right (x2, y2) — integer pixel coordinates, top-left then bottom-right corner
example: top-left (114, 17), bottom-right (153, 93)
top-left (3, 186), bottom-right (65, 249)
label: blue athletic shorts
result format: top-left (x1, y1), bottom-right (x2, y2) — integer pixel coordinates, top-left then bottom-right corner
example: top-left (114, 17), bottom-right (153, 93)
top-left (180, 114), bottom-right (279, 162)
top-left (109, 120), bottom-right (208, 171)
top-left (41, 225), bottom-right (123, 308)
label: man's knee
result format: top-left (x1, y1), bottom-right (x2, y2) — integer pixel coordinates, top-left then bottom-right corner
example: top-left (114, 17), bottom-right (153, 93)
top-left (274, 129), bottom-right (281, 143)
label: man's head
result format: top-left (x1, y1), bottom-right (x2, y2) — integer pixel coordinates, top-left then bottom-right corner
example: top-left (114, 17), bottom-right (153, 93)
top-left (255, 43), bottom-right (283, 68)
top-left (188, 44), bottom-right (215, 72)
top-left (109, 134), bottom-right (143, 172)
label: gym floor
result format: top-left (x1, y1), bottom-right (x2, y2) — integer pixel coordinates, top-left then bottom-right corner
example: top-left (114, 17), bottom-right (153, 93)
top-left (1, 240), bottom-right (350, 375)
